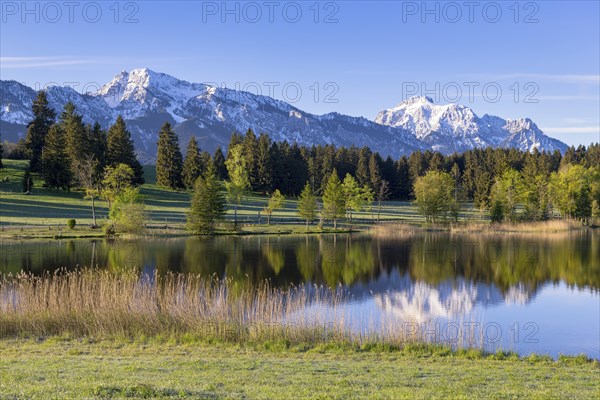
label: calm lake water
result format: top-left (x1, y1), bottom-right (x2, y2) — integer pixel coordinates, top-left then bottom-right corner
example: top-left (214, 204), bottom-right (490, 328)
top-left (1, 230), bottom-right (598, 358)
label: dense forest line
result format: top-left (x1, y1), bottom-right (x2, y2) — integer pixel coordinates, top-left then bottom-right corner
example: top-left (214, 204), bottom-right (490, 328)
top-left (1, 90), bottom-right (599, 230)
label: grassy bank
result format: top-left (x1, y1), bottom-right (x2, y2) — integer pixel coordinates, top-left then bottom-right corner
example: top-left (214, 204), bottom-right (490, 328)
top-left (0, 338), bottom-right (598, 399)
top-left (1, 159), bottom-right (481, 238)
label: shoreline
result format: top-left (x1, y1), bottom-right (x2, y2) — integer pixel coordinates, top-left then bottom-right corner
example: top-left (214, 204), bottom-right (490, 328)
top-left (1, 219), bottom-right (594, 240)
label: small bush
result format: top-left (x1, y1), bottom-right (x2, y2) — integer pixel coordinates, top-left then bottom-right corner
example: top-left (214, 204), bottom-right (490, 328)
top-left (67, 219), bottom-right (76, 229)
top-left (103, 223), bottom-right (116, 236)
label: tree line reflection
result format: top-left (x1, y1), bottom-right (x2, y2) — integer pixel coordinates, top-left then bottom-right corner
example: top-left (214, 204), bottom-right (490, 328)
top-left (1, 231), bottom-right (598, 296)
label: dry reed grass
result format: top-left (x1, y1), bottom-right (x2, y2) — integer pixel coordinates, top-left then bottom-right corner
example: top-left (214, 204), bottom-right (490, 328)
top-left (370, 220), bottom-right (583, 238)
top-left (0, 270), bottom-right (494, 351)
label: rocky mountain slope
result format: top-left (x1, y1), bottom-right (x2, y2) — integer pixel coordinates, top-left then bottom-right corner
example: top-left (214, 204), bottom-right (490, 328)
top-left (1, 70), bottom-right (567, 162)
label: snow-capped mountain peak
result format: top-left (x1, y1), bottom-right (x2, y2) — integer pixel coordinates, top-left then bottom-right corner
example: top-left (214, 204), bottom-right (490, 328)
top-left (0, 68), bottom-right (567, 163)
top-left (375, 97), bottom-right (567, 154)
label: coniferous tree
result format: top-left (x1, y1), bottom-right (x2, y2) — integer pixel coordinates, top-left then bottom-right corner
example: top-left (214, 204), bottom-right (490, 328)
top-left (187, 162), bottom-right (226, 234)
top-left (287, 143), bottom-right (309, 196)
top-left (0, 134), bottom-right (3, 168)
top-left (395, 157), bottom-right (412, 200)
top-left (428, 152), bottom-right (444, 171)
top-left (322, 169), bottom-right (345, 230)
top-left (106, 116), bottom-right (144, 184)
top-left (88, 122), bottom-right (108, 180)
top-left (369, 153), bottom-right (382, 192)
top-left (182, 136), bottom-right (203, 190)
top-left (60, 102), bottom-right (89, 176)
top-left (25, 91), bottom-right (56, 172)
top-left (256, 133), bottom-right (273, 192)
top-left (356, 148), bottom-right (370, 187)
top-left (213, 146), bottom-right (228, 180)
top-left (227, 132), bottom-right (244, 159)
top-left (319, 145), bottom-right (336, 193)
top-left (41, 124), bottom-right (72, 190)
top-left (297, 181), bottom-right (318, 230)
top-left (200, 151), bottom-right (212, 174)
top-left (156, 122), bottom-right (183, 189)
top-left (408, 151), bottom-right (427, 186)
top-left (242, 129), bottom-right (259, 189)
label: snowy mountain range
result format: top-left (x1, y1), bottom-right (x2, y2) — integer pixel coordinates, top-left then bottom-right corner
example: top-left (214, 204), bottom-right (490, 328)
top-left (0, 68), bottom-right (568, 163)
top-left (375, 96), bottom-right (568, 154)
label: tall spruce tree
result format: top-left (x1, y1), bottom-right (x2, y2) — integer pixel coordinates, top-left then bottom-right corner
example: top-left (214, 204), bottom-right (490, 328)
top-left (106, 116), bottom-right (144, 184)
top-left (213, 146), bottom-right (228, 180)
top-left (200, 151), bottom-right (212, 174)
top-left (88, 122), bottom-right (108, 179)
top-left (60, 102), bottom-right (90, 179)
top-left (24, 91), bottom-right (56, 172)
top-left (256, 133), bottom-right (272, 192)
top-left (297, 181), bottom-right (318, 230)
top-left (187, 162), bottom-right (226, 234)
top-left (395, 157), bottom-right (412, 200)
top-left (41, 124), bottom-right (72, 190)
top-left (156, 122), bottom-right (184, 189)
top-left (242, 129), bottom-right (259, 189)
top-left (369, 153), bottom-right (382, 192)
top-left (356, 148), bottom-right (371, 187)
top-left (182, 136), bottom-right (203, 189)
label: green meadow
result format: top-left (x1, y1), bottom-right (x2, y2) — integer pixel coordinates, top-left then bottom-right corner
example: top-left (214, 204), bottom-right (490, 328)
top-left (0, 159), bottom-right (484, 237)
top-left (0, 339), bottom-right (598, 400)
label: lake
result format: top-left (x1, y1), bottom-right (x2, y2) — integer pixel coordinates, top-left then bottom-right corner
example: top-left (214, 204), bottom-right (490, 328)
top-left (1, 230), bottom-right (598, 358)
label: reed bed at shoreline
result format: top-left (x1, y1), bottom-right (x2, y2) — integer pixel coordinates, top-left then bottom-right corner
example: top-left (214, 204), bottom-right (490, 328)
top-left (370, 219), bottom-right (586, 238)
top-left (0, 269), bottom-right (491, 352)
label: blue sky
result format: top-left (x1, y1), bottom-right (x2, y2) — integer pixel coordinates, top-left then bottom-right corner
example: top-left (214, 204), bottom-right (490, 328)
top-left (1, 0), bottom-right (599, 146)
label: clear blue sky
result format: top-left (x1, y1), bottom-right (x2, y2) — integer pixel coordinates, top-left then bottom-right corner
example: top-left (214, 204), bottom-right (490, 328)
top-left (1, 0), bottom-right (599, 146)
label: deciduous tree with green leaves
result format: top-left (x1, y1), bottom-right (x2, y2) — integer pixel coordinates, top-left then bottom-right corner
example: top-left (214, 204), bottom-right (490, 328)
top-left (489, 169), bottom-right (525, 222)
top-left (225, 144), bottom-right (250, 229)
top-left (101, 163), bottom-right (135, 208)
top-left (73, 155), bottom-right (101, 227)
top-left (263, 189), bottom-right (285, 225)
top-left (549, 165), bottom-right (594, 221)
top-left (109, 187), bottom-right (145, 234)
top-left (414, 170), bottom-right (456, 223)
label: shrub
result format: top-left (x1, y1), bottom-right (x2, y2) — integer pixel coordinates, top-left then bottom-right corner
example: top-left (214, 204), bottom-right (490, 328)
top-left (67, 219), bottom-right (76, 229)
top-left (109, 187), bottom-right (146, 234)
top-left (102, 222), bottom-right (116, 236)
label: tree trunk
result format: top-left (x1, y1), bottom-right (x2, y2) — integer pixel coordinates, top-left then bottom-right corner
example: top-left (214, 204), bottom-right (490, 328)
top-left (306, 219), bottom-right (309, 231)
top-left (91, 196), bottom-right (97, 227)
top-left (234, 204), bottom-right (238, 230)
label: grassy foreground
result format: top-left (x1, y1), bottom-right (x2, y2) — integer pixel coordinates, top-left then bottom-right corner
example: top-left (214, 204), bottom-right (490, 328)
top-left (0, 338), bottom-right (598, 399)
